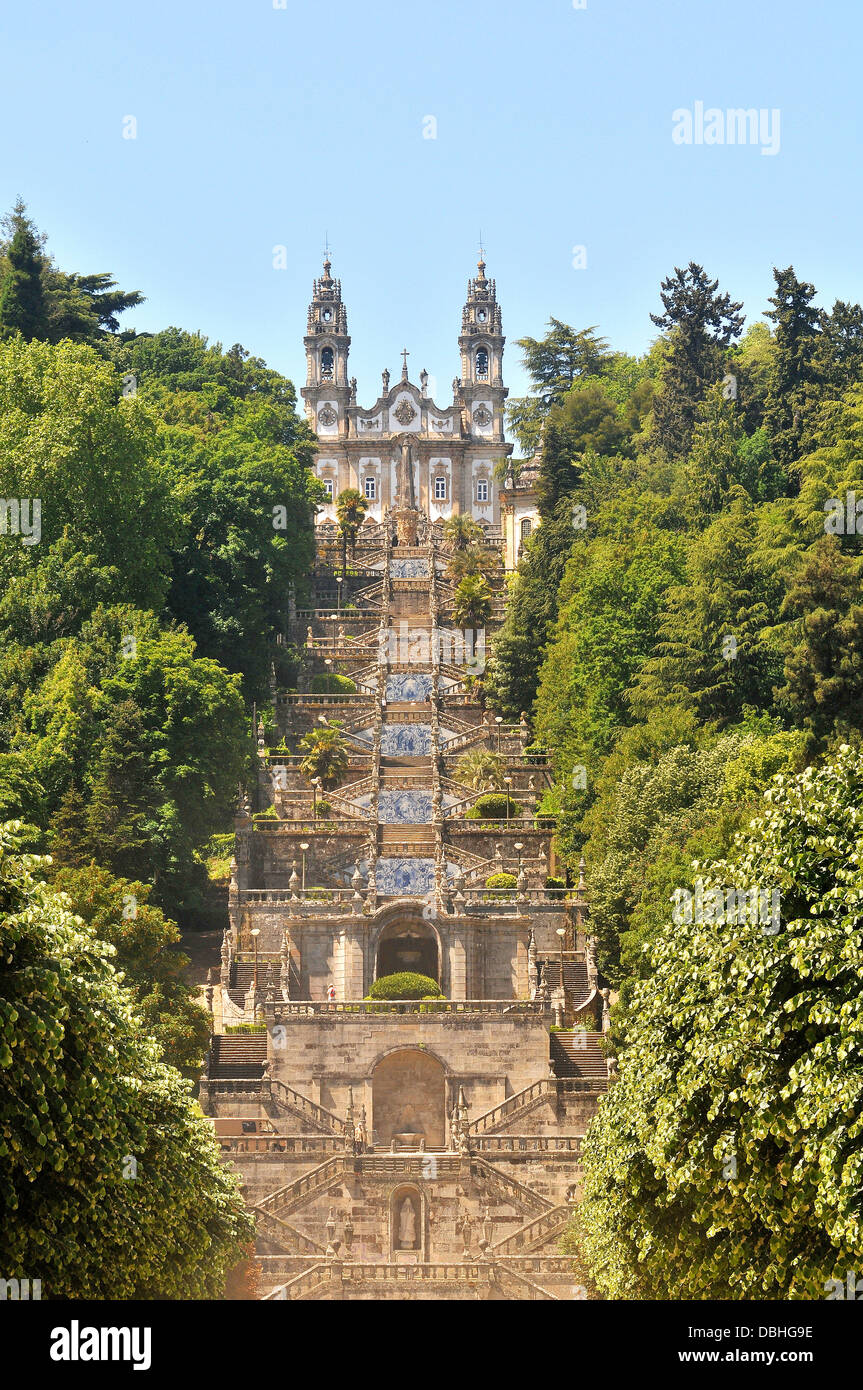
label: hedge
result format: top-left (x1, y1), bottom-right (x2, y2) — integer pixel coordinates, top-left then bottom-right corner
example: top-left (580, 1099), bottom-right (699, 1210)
top-left (367, 972), bottom-right (443, 1000)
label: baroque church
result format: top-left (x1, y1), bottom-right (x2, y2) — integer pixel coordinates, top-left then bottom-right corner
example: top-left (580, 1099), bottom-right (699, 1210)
top-left (196, 257), bottom-right (610, 1300)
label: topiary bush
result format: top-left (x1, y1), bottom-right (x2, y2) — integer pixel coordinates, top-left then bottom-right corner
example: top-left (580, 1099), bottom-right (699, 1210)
top-left (465, 792), bottom-right (517, 820)
top-left (484, 871), bottom-right (517, 900)
top-left (315, 800), bottom-right (331, 819)
top-left (367, 972), bottom-right (443, 1000)
top-left (310, 673), bottom-right (357, 695)
top-left (546, 874), bottom-right (566, 898)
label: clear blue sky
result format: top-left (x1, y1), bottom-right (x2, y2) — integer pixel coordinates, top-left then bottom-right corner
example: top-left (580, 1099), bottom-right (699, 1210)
top-left (3, 0), bottom-right (861, 406)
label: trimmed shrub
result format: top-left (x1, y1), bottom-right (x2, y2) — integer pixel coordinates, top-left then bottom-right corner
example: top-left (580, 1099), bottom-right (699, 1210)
top-left (315, 800), bottom-right (331, 819)
top-left (310, 673), bottom-right (357, 695)
top-left (368, 972), bottom-right (443, 1000)
top-left (483, 871), bottom-right (517, 901)
top-left (465, 793), bottom-right (517, 820)
top-left (546, 874), bottom-right (566, 898)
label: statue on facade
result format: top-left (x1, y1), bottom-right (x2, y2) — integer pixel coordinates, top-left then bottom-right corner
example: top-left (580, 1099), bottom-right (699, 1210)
top-left (382, 368), bottom-right (390, 393)
top-left (398, 1196), bottom-right (417, 1248)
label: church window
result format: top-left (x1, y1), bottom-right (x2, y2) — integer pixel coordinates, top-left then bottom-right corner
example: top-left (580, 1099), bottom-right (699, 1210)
top-left (476, 479), bottom-right (489, 503)
top-left (321, 347), bottom-right (335, 380)
top-left (475, 348), bottom-right (489, 379)
top-left (434, 476), bottom-right (447, 500)
top-left (323, 479), bottom-right (334, 498)
top-left (521, 517), bottom-right (532, 541)
top-left (364, 476), bottom-right (376, 500)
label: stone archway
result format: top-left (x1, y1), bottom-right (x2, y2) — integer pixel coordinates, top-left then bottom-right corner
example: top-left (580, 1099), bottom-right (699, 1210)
top-left (372, 1049), bottom-right (446, 1148)
top-left (375, 918), bottom-right (439, 983)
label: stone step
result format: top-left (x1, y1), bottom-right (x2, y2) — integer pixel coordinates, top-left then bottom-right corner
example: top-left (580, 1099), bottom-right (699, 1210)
top-left (549, 1031), bottom-right (607, 1079)
top-left (210, 1033), bottom-right (267, 1079)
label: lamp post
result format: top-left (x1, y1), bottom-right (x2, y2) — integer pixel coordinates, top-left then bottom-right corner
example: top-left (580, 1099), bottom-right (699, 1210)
top-left (495, 715), bottom-right (503, 752)
top-left (324, 656), bottom-right (333, 693)
top-left (251, 927), bottom-right (260, 990)
top-left (300, 842), bottom-right (310, 893)
top-left (504, 775), bottom-right (512, 825)
top-left (514, 841), bottom-right (524, 872)
top-left (312, 776), bottom-right (321, 817)
top-left (556, 926), bottom-right (566, 991)
top-left (336, 574), bottom-right (343, 614)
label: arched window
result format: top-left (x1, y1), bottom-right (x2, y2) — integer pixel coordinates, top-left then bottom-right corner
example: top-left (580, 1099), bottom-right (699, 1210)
top-left (521, 518), bottom-right (532, 541)
top-left (320, 347), bottom-right (335, 380)
top-left (475, 347), bottom-right (489, 380)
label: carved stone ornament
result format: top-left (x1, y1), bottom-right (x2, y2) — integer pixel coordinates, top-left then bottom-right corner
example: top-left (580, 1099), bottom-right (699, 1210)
top-left (473, 406), bottom-right (492, 426)
top-left (393, 399), bottom-right (417, 426)
top-left (317, 404), bottom-right (338, 426)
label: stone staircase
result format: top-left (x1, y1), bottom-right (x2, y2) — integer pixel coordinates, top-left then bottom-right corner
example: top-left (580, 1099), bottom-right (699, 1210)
top-left (469, 1154), bottom-right (552, 1218)
top-left (469, 1079), bottom-right (555, 1135)
top-left (254, 1155), bottom-right (348, 1221)
top-left (491, 1205), bottom-right (571, 1256)
top-left (550, 1031), bottom-right (608, 1082)
top-left (209, 1034), bottom-right (267, 1079)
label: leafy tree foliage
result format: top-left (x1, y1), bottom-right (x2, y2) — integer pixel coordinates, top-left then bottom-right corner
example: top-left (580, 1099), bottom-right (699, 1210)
top-left (0, 200), bottom-right (142, 348)
top-left (50, 863), bottom-right (210, 1072)
top-left (0, 824), bottom-right (252, 1297)
top-left (577, 748), bottom-right (863, 1299)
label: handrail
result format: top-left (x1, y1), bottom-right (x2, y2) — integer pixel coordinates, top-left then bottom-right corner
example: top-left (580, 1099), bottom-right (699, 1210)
top-left (469, 1078), bottom-right (554, 1134)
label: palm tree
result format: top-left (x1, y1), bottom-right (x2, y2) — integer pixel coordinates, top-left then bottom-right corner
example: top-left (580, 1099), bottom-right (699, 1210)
top-left (453, 574), bottom-right (493, 630)
top-left (445, 543), bottom-right (499, 583)
top-left (335, 488), bottom-right (368, 578)
top-left (298, 721), bottom-right (349, 789)
top-left (442, 512), bottom-right (483, 552)
top-left (455, 748), bottom-right (506, 792)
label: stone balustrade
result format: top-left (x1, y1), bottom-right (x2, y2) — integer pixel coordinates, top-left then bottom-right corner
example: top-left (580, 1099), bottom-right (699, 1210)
top-left (269, 999), bottom-right (547, 1018)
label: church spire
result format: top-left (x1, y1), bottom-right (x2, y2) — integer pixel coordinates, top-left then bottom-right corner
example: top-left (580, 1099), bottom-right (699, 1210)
top-left (301, 256), bottom-right (352, 431)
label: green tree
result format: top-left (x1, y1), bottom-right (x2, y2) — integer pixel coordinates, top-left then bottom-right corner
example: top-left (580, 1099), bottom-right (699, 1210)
top-left (455, 748), bottom-right (506, 791)
top-left (777, 536), bottom-right (863, 743)
top-left (442, 513), bottom-right (483, 551)
top-left (650, 262), bottom-right (745, 458)
top-left (298, 721), bottom-right (349, 789)
top-left (335, 488), bottom-right (368, 578)
top-left (51, 862), bottom-right (210, 1072)
top-left (0, 823), bottom-right (252, 1297)
top-left (763, 266), bottom-right (823, 478)
top-left (576, 746), bottom-right (863, 1300)
top-left (506, 320), bottom-right (610, 455)
top-left (452, 573), bottom-right (493, 629)
top-left (628, 493), bottom-right (786, 726)
top-left (0, 201), bottom-right (46, 341)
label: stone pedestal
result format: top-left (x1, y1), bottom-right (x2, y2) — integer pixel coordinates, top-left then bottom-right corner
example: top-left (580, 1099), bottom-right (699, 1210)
top-left (392, 507), bottom-right (419, 546)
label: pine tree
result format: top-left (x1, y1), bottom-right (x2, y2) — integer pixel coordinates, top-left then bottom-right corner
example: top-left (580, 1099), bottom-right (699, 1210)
top-left (0, 199), bottom-right (47, 341)
top-left (86, 699), bottom-right (159, 882)
top-left (650, 262), bottom-right (744, 458)
top-left (778, 536), bottom-right (863, 742)
top-left (763, 266), bottom-right (823, 479)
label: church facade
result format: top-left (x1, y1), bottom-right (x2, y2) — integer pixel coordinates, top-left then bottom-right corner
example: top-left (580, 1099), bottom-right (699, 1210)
top-left (302, 257), bottom-right (513, 529)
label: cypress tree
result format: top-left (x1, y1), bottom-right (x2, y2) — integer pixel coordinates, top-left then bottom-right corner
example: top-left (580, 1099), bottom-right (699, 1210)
top-left (0, 199), bottom-right (47, 341)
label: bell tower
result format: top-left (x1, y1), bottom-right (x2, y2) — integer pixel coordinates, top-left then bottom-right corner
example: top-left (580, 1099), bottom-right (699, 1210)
top-left (301, 257), bottom-right (352, 437)
top-left (457, 255), bottom-right (507, 441)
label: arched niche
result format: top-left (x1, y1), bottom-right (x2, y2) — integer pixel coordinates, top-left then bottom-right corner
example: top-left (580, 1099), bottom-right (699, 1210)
top-left (372, 1048), bottom-right (447, 1149)
top-left (375, 917), bottom-right (439, 984)
top-left (390, 1184), bottom-right (426, 1258)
